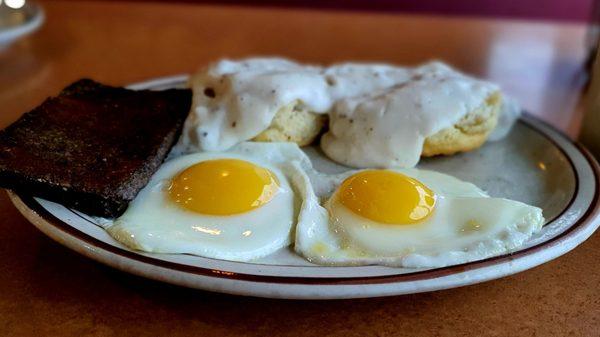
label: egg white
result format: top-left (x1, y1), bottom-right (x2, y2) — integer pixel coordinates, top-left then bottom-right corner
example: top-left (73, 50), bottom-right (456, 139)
top-left (107, 142), bottom-right (320, 262)
top-left (296, 168), bottom-right (545, 268)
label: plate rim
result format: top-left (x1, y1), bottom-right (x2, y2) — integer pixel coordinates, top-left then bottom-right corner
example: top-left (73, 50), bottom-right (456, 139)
top-left (7, 75), bottom-right (600, 298)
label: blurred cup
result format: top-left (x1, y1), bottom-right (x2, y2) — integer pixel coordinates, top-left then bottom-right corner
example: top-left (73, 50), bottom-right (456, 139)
top-left (581, 48), bottom-right (600, 159)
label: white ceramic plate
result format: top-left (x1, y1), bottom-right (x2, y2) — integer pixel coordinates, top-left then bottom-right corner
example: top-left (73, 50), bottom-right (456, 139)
top-left (8, 76), bottom-right (600, 299)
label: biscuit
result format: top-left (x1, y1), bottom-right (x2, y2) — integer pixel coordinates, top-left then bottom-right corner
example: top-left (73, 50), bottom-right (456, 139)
top-left (422, 91), bottom-right (502, 157)
top-left (252, 100), bottom-right (327, 146)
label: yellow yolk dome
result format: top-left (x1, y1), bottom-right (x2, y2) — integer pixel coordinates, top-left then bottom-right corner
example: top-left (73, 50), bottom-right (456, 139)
top-left (168, 158), bottom-right (279, 216)
top-left (337, 170), bottom-right (436, 224)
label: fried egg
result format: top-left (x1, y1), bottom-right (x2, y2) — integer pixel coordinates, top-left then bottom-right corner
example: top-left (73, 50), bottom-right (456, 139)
top-left (107, 142), bottom-right (319, 262)
top-left (296, 168), bottom-right (544, 268)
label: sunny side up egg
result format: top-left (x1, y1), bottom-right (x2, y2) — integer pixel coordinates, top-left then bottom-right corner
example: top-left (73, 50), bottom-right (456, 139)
top-left (107, 142), bottom-right (320, 262)
top-left (296, 168), bottom-right (545, 268)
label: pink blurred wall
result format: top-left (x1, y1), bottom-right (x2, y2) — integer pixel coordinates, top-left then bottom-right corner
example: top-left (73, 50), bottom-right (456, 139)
top-left (102, 0), bottom-right (594, 22)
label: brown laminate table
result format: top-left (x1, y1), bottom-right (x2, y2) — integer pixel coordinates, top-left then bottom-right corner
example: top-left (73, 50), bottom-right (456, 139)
top-left (1, 1), bottom-right (598, 336)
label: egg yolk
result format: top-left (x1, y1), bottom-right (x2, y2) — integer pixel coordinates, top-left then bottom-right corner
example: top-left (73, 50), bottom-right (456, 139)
top-left (168, 159), bottom-right (279, 215)
top-left (337, 170), bottom-right (436, 224)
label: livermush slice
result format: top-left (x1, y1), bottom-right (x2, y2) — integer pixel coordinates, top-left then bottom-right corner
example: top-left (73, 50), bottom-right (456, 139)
top-left (0, 79), bottom-right (192, 217)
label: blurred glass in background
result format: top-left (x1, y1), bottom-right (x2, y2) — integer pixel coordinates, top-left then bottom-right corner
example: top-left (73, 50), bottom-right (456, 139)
top-left (0, 0), bottom-right (43, 51)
